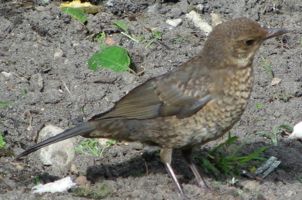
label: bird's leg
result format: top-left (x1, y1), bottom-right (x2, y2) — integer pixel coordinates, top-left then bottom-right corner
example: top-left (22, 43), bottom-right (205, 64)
top-left (160, 148), bottom-right (186, 198)
top-left (182, 148), bottom-right (208, 188)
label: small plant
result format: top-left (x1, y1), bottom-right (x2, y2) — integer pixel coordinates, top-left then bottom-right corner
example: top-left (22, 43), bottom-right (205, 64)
top-left (145, 29), bottom-right (163, 48)
top-left (75, 138), bottom-right (116, 157)
top-left (0, 132), bottom-right (6, 149)
top-left (197, 134), bottom-right (267, 177)
top-left (260, 57), bottom-right (274, 79)
top-left (0, 101), bottom-right (9, 109)
top-left (257, 124), bottom-right (293, 146)
top-left (114, 20), bottom-right (140, 43)
top-left (33, 176), bottom-right (41, 185)
top-left (61, 7), bottom-right (88, 24)
top-left (72, 183), bottom-right (111, 199)
top-left (171, 35), bottom-right (188, 44)
top-left (255, 102), bottom-right (264, 110)
top-left (95, 32), bottom-right (107, 49)
top-left (21, 89), bottom-right (28, 97)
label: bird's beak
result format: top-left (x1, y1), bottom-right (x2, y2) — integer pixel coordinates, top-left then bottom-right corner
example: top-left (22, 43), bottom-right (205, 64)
top-left (264, 28), bottom-right (289, 40)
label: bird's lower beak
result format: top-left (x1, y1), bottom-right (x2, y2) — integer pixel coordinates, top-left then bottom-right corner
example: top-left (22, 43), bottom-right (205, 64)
top-left (265, 28), bottom-right (289, 40)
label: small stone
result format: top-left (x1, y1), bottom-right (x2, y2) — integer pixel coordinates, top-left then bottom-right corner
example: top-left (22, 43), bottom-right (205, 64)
top-left (36, 0), bottom-right (51, 5)
top-left (1, 71), bottom-right (12, 78)
top-left (166, 18), bottom-right (183, 27)
top-left (54, 48), bottom-right (64, 59)
top-left (273, 111), bottom-right (281, 118)
top-left (29, 73), bottom-right (44, 92)
top-left (186, 11), bottom-right (212, 35)
top-left (271, 77), bottom-right (282, 86)
top-left (106, 0), bottom-right (114, 7)
top-left (147, 3), bottom-right (159, 13)
top-left (37, 125), bottom-right (75, 174)
top-left (195, 4), bottom-right (204, 11)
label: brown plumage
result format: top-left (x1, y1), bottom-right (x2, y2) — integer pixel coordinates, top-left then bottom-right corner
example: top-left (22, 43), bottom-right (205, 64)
top-left (16, 18), bottom-right (288, 197)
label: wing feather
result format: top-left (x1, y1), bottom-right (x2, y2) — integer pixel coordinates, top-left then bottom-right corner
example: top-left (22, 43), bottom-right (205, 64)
top-left (90, 64), bottom-right (212, 121)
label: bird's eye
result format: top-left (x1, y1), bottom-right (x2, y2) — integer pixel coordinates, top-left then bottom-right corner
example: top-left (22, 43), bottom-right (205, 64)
top-left (245, 39), bottom-right (255, 46)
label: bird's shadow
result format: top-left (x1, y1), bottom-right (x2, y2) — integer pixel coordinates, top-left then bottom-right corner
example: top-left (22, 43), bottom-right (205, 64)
top-left (86, 149), bottom-right (195, 184)
top-left (85, 140), bottom-right (302, 184)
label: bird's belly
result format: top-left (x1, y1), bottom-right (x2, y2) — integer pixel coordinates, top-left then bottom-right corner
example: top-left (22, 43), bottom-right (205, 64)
top-left (151, 97), bottom-right (249, 148)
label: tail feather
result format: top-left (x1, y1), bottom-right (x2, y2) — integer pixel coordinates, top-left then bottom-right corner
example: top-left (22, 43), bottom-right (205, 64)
top-left (16, 122), bottom-right (95, 159)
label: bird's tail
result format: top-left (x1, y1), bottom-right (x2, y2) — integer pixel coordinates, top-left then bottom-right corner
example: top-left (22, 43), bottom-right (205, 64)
top-left (16, 122), bottom-right (95, 159)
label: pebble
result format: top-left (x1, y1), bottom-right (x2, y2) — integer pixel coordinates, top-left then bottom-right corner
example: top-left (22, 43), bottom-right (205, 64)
top-left (54, 48), bottom-right (64, 59)
top-left (1, 71), bottom-right (12, 78)
top-left (37, 125), bottom-right (75, 174)
top-left (186, 11), bottom-right (212, 35)
top-left (166, 18), bottom-right (183, 27)
top-left (147, 3), bottom-right (159, 13)
top-left (195, 4), bottom-right (204, 11)
top-left (29, 73), bottom-right (44, 92)
top-left (271, 77), bottom-right (282, 86)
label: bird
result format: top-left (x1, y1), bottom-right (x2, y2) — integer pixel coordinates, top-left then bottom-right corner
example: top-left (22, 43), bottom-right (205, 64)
top-left (16, 17), bottom-right (288, 198)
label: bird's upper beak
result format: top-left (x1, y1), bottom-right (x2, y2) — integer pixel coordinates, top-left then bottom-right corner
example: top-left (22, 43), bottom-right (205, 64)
top-left (264, 28), bottom-right (289, 40)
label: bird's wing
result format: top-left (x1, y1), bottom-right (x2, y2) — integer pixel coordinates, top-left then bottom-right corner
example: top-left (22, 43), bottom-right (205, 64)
top-left (90, 66), bottom-right (212, 121)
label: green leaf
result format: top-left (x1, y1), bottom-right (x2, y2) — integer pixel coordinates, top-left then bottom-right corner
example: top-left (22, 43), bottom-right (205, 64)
top-left (61, 7), bottom-right (87, 24)
top-left (96, 32), bottom-right (107, 49)
top-left (0, 101), bottom-right (9, 109)
top-left (0, 132), bottom-right (6, 149)
top-left (75, 139), bottom-right (102, 157)
top-left (277, 124), bottom-right (293, 133)
top-left (88, 46), bottom-right (131, 72)
top-left (113, 20), bottom-right (128, 32)
top-left (152, 30), bottom-right (162, 40)
top-left (200, 157), bottom-right (220, 176)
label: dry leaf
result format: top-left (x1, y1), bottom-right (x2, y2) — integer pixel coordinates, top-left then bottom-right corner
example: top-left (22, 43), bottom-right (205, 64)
top-left (60, 0), bottom-right (101, 14)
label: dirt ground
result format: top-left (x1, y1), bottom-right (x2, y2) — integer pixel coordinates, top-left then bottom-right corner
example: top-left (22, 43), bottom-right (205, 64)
top-left (0, 0), bottom-right (302, 199)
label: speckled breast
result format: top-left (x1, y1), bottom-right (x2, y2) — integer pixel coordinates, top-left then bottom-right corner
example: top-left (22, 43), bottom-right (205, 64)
top-left (157, 67), bottom-right (254, 149)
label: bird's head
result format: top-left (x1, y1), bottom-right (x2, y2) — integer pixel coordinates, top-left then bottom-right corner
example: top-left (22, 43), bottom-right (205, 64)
top-left (203, 17), bottom-right (288, 68)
